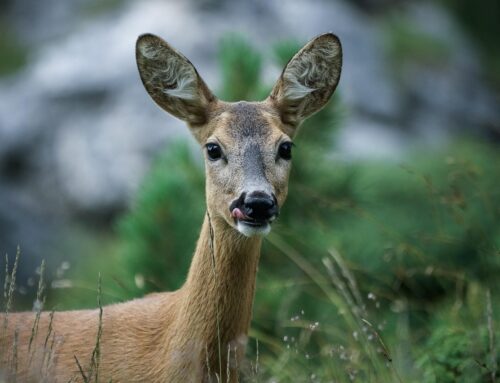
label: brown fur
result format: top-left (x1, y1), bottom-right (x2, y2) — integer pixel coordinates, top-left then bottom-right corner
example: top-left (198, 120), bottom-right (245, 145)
top-left (0, 33), bottom-right (342, 382)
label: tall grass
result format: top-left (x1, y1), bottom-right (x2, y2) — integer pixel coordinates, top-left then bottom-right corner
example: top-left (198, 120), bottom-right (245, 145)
top-left (0, 251), bottom-right (107, 382)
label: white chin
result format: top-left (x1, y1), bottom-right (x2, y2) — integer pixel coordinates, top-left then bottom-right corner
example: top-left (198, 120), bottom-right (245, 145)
top-left (236, 221), bottom-right (271, 237)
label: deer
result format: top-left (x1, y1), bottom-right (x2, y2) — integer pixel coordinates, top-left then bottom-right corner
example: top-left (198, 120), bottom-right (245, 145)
top-left (0, 32), bottom-right (342, 382)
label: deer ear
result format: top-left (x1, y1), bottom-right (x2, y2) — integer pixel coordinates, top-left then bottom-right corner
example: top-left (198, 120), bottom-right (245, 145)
top-left (136, 34), bottom-right (216, 126)
top-left (268, 33), bottom-right (342, 129)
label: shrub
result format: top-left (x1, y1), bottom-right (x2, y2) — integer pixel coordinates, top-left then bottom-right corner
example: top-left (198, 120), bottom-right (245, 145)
top-left (417, 324), bottom-right (499, 382)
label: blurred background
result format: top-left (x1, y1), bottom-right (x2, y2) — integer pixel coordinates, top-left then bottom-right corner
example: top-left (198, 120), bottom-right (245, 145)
top-left (0, 0), bottom-right (499, 381)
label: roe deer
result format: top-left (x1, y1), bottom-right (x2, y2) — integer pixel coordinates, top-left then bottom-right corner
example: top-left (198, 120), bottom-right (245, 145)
top-left (0, 33), bottom-right (342, 382)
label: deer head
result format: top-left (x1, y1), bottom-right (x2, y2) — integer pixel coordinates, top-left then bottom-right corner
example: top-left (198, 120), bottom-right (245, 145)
top-left (136, 33), bottom-right (342, 237)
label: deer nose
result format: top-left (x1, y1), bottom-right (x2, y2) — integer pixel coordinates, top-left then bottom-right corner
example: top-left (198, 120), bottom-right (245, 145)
top-left (243, 191), bottom-right (278, 222)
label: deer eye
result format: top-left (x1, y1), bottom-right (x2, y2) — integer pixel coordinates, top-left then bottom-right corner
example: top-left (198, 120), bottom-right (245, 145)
top-left (205, 143), bottom-right (223, 161)
top-left (278, 142), bottom-right (293, 160)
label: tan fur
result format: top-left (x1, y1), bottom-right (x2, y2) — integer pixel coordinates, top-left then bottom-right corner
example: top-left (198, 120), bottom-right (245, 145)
top-left (0, 33), bottom-right (342, 382)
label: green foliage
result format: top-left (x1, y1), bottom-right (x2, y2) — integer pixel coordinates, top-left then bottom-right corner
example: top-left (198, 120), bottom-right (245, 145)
top-left (417, 325), bottom-right (499, 382)
top-left (117, 142), bottom-right (205, 292)
top-left (327, 143), bottom-right (500, 298)
top-left (272, 40), bottom-right (303, 68)
top-left (218, 34), bottom-right (264, 101)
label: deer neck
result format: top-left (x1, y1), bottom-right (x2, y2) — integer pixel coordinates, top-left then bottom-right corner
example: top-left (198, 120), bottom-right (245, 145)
top-left (172, 213), bottom-right (262, 372)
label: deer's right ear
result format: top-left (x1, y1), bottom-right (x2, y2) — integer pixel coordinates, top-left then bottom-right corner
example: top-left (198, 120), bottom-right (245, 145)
top-left (268, 33), bottom-right (342, 130)
top-left (136, 34), bottom-right (216, 127)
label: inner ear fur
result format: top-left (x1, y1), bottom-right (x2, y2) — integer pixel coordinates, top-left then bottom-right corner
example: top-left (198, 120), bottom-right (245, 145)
top-left (136, 34), bottom-right (216, 126)
top-left (268, 33), bottom-right (342, 128)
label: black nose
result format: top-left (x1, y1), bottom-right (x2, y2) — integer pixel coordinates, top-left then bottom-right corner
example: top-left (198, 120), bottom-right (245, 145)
top-left (243, 191), bottom-right (278, 222)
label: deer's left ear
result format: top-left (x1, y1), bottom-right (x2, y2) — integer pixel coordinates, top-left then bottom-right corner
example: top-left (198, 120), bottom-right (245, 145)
top-left (268, 33), bottom-right (342, 130)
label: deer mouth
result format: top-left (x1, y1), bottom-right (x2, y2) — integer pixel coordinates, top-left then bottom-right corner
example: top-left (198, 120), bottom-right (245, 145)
top-left (231, 207), bottom-right (273, 236)
top-left (231, 208), bottom-right (270, 226)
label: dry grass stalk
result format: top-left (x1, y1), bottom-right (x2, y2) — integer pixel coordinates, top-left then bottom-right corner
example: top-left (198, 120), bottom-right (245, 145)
top-left (89, 273), bottom-right (103, 382)
top-left (3, 254), bottom-right (8, 300)
top-left (74, 355), bottom-right (89, 383)
top-left (28, 259), bottom-right (46, 365)
top-left (2, 247), bottom-right (20, 363)
top-left (226, 344), bottom-right (231, 383)
top-left (486, 289), bottom-right (497, 383)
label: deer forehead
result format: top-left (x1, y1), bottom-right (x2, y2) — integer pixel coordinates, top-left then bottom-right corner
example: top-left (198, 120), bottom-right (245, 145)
top-left (210, 101), bottom-right (288, 148)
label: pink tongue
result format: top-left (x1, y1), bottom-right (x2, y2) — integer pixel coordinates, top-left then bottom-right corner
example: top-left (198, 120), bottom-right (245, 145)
top-left (231, 208), bottom-right (246, 220)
